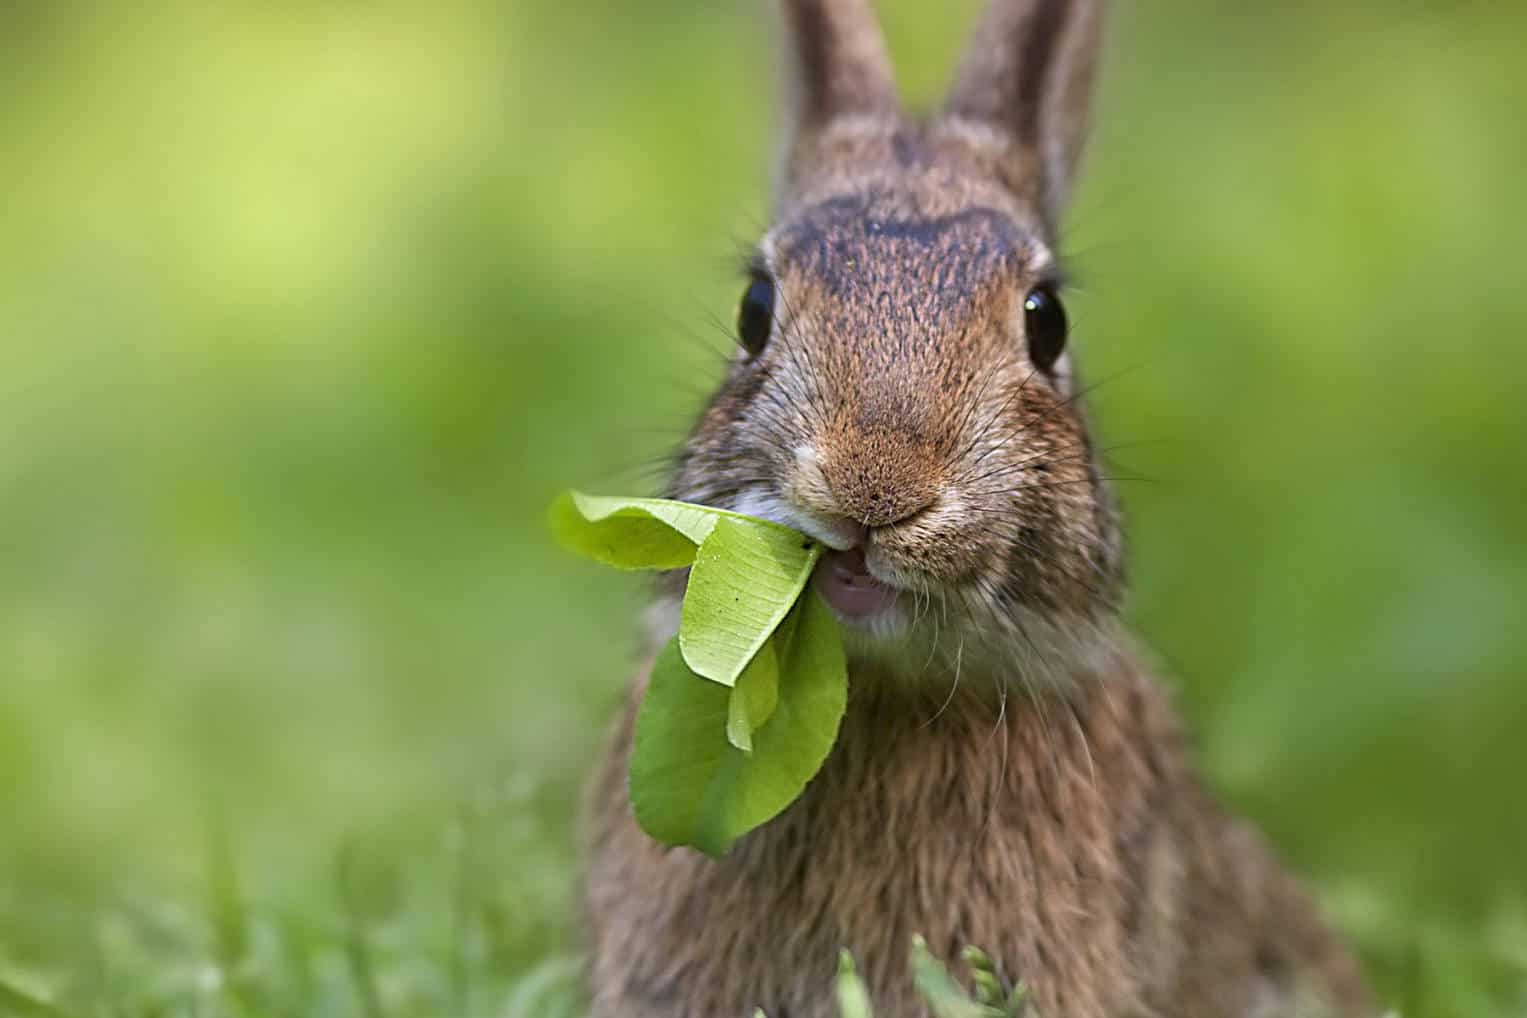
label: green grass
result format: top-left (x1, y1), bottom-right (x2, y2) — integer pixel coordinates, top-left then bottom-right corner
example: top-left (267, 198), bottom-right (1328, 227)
top-left (2, 1), bottom-right (1526, 1016)
top-left (0, 785), bottom-right (585, 1018)
top-left (2, 810), bottom-right (1523, 1017)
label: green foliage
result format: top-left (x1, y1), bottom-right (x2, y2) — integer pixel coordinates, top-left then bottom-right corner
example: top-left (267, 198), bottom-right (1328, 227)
top-left (679, 516), bottom-right (821, 687)
top-left (909, 937), bottom-right (1033, 1018)
top-left (756, 940), bottom-right (1038, 1018)
top-left (548, 492), bottom-right (719, 570)
top-left (0, 790), bottom-right (586, 1018)
top-left (2, 789), bottom-right (1524, 1016)
top-left (835, 951), bottom-right (875, 1018)
top-left (630, 597), bottom-right (846, 856)
top-left (555, 493), bottom-right (846, 854)
top-left (726, 636), bottom-right (780, 753)
top-left (962, 947), bottom-right (1033, 1016)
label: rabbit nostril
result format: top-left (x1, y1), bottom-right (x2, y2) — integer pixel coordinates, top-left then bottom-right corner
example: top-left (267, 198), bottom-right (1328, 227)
top-left (842, 489), bottom-right (937, 530)
top-left (815, 425), bottom-right (943, 529)
top-left (785, 440), bottom-right (930, 542)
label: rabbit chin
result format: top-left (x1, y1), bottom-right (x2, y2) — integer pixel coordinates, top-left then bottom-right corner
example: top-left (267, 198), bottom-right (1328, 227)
top-left (833, 595), bottom-right (1126, 692)
top-left (644, 581), bottom-right (1124, 694)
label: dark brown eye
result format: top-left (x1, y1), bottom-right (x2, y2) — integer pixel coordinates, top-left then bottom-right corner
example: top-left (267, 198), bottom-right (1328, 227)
top-left (1023, 285), bottom-right (1068, 373)
top-left (737, 274), bottom-right (775, 356)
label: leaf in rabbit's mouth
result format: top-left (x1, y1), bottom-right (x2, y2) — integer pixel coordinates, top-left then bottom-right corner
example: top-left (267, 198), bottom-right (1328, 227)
top-left (550, 491), bottom-right (848, 856)
top-left (679, 515), bottom-right (819, 686)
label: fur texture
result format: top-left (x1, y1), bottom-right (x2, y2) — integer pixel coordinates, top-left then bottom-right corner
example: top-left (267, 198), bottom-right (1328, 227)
top-left (582, 1), bottom-right (1375, 1014)
top-left (585, 664), bottom-right (1372, 1018)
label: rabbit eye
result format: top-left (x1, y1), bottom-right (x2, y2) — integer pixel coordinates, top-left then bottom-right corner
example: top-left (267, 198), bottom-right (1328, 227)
top-left (1023, 285), bottom-right (1068, 373)
top-left (736, 274), bottom-right (776, 356)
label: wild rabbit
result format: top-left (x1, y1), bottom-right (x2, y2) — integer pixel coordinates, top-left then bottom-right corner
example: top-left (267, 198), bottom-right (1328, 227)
top-left (582, 1), bottom-right (1375, 1015)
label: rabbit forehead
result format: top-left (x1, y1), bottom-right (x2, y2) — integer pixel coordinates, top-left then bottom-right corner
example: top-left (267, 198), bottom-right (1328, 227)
top-left (769, 190), bottom-right (1047, 307)
top-left (761, 185), bottom-right (1055, 377)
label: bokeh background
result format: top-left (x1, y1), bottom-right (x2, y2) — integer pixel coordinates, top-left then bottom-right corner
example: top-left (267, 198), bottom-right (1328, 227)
top-left (1, 2), bottom-right (1524, 1015)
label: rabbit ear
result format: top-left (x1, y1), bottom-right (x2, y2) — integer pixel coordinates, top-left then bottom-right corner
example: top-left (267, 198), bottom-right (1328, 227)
top-left (775, 0), bottom-right (898, 191)
top-left (943, 0), bottom-right (1106, 225)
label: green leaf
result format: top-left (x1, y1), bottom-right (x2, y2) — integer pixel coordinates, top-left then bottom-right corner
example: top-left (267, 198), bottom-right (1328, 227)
top-left (549, 491), bottom-right (719, 570)
top-left (680, 515), bottom-right (822, 686)
top-left (726, 637), bottom-right (779, 754)
top-left (629, 593), bottom-right (846, 856)
top-left (836, 950), bottom-right (875, 1018)
top-left (910, 937), bottom-right (997, 1018)
top-left (552, 490), bottom-right (848, 855)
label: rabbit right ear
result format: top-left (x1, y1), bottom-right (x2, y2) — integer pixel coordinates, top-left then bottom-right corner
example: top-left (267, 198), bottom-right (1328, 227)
top-left (943, 0), bottom-right (1106, 230)
top-left (775, 0), bottom-right (899, 196)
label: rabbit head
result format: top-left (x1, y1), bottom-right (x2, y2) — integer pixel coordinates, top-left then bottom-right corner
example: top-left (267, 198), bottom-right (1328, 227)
top-left (670, 0), bottom-right (1123, 683)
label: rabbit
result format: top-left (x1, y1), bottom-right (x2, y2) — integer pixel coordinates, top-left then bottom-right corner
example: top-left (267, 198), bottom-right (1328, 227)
top-left (581, 1), bottom-right (1377, 1016)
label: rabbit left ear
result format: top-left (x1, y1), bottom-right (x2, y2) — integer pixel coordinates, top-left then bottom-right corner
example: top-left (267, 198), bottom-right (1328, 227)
top-left (942, 0), bottom-right (1107, 229)
top-left (775, 0), bottom-right (899, 195)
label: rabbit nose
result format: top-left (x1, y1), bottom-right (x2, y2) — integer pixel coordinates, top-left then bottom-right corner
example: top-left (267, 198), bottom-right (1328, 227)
top-left (837, 482), bottom-right (936, 529)
top-left (818, 425), bottom-right (943, 529)
top-left (786, 437), bottom-right (940, 536)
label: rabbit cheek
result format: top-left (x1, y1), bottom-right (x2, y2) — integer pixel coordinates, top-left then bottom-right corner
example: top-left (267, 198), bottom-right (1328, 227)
top-left (999, 472), bottom-right (1120, 619)
top-left (869, 500), bottom-right (989, 589)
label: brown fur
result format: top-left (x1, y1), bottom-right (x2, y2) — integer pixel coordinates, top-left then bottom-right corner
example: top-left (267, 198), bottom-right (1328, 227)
top-left (586, 664), bottom-right (1372, 1018)
top-left (582, 1), bottom-right (1375, 1014)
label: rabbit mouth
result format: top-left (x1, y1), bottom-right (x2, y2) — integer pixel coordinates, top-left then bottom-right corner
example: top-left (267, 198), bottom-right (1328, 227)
top-left (814, 547), bottom-right (900, 624)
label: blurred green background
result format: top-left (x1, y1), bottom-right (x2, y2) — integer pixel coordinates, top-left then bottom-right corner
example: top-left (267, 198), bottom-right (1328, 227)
top-left (1, 2), bottom-right (1524, 1015)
